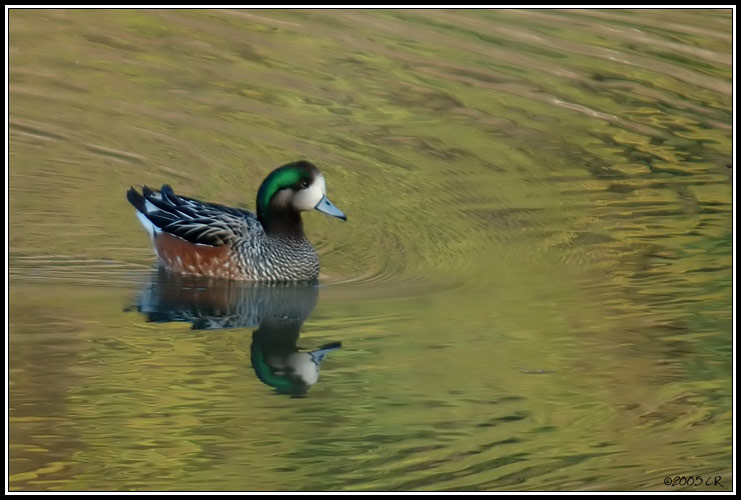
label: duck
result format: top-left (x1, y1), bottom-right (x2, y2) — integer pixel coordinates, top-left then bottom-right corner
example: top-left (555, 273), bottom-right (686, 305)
top-left (126, 160), bottom-right (346, 282)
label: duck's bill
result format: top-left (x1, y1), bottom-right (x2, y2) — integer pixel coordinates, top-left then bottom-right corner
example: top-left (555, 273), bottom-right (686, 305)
top-left (315, 195), bottom-right (347, 221)
top-left (310, 342), bottom-right (342, 363)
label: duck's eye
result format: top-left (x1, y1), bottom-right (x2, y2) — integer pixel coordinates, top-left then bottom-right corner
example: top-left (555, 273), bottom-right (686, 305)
top-left (300, 180), bottom-right (310, 189)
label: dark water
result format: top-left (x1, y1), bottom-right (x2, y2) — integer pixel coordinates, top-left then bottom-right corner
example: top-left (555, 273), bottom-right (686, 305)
top-left (8, 9), bottom-right (733, 491)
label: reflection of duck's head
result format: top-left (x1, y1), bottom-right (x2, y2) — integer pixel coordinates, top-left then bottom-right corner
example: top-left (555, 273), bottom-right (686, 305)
top-left (252, 338), bottom-right (341, 395)
top-left (132, 270), bottom-right (342, 395)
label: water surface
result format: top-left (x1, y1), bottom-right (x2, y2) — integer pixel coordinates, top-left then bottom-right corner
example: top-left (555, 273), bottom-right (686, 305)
top-left (8, 8), bottom-right (733, 491)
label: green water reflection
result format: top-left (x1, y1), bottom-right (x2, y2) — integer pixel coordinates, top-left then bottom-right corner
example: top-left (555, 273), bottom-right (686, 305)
top-left (9, 8), bottom-right (732, 491)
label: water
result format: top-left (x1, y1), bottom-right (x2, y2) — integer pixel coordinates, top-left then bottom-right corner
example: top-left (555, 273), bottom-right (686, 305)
top-left (8, 9), bottom-right (733, 491)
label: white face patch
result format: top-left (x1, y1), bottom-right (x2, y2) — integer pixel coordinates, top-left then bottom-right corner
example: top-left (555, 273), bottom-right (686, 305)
top-left (287, 352), bottom-right (320, 386)
top-left (292, 173), bottom-right (326, 212)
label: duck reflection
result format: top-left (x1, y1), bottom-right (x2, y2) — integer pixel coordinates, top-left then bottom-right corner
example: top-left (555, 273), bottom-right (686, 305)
top-left (134, 269), bottom-right (341, 395)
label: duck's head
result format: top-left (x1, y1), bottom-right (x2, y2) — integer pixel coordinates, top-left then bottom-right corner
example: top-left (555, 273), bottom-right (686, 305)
top-left (256, 160), bottom-right (346, 231)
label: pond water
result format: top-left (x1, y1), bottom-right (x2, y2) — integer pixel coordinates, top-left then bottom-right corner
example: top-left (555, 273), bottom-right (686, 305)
top-left (8, 8), bottom-right (733, 492)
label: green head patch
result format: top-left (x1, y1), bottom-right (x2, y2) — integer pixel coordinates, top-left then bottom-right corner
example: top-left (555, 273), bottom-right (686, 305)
top-left (256, 161), bottom-right (316, 221)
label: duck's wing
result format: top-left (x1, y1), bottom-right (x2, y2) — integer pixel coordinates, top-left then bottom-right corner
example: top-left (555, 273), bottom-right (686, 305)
top-left (127, 184), bottom-right (261, 246)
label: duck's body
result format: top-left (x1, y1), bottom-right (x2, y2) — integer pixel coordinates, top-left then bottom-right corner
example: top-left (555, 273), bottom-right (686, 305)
top-left (127, 161), bottom-right (345, 282)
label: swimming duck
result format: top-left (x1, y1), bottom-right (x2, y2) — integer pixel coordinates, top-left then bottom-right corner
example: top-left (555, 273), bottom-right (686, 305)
top-left (127, 160), bottom-right (346, 282)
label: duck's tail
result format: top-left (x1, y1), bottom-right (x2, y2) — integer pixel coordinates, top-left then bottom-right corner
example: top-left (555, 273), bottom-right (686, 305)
top-left (127, 185), bottom-right (179, 244)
